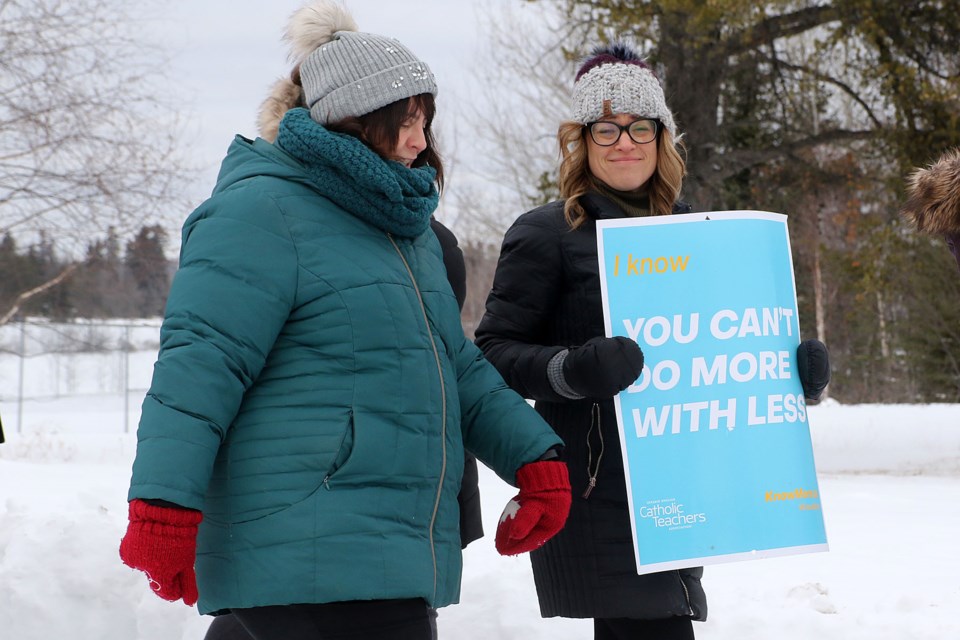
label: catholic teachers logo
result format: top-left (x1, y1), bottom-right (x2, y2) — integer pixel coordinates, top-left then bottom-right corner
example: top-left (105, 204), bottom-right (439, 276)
top-left (638, 498), bottom-right (707, 531)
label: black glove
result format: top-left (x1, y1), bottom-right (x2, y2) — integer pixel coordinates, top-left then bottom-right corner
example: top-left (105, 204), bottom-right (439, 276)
top-left (563, 336), bottom-right (644, 399)
top-left (797, 339), bottom-right (830, 400)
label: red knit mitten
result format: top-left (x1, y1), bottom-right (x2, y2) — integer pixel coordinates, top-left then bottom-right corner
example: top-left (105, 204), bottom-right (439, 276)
top-left (495, 460), bottom-right (571, 556)
top-left (119, 499), bottom-right (203, 606)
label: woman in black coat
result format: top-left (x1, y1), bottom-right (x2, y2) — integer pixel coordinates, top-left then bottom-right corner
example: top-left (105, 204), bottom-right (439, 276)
top-left (430, 218), bottom-right (485, 550)
top-left (475, 42), bottom-right (829, 640)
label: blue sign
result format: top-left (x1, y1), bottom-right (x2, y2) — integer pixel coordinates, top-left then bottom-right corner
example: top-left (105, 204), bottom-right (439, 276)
top-left (596, 211), bottom-right (828, 574)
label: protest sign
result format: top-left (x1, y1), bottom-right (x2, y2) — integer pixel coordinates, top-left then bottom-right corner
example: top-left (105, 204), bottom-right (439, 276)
top-left (596, 211), bottom-right (828, 574)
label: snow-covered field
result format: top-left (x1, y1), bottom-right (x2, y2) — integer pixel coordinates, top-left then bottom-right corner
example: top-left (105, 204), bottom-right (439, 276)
top-left (1, 354), bottom-right (958, 639)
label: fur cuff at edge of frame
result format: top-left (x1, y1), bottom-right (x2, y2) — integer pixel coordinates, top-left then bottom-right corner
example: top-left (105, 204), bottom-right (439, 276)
top-left (901, 148), bottom-right (960, 235)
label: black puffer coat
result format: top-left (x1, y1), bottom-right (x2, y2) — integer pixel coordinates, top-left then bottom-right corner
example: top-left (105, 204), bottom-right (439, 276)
top-left (475, 193), bottom-right (706, 620)
top-left (431, 218), bottom-right (483, 548)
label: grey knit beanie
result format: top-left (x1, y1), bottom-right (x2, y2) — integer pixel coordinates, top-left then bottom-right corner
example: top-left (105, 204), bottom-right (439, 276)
top-left (285, 1), bottom-right (437, 125)
top-left (572, 42), bottom-right (677, 138)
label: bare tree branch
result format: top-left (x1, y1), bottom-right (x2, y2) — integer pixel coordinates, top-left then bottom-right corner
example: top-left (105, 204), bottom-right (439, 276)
top-left (0, 264), bottom-right (78, 325)
top-left (726, 4), bottom-right (841, 57)
top-left (0, 0), bottom-right (192, 256)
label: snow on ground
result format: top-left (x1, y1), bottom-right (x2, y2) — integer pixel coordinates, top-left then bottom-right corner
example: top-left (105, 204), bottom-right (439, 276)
top-left (1, 389), bottom-right (958, 639)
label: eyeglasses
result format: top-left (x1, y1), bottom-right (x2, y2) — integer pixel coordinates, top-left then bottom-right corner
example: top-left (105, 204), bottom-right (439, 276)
top-left (585, 119), bottom-right (661, 146)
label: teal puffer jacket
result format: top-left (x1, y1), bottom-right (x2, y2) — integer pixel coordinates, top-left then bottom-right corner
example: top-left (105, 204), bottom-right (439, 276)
top-left (127, 135), bottom-right (562, 614)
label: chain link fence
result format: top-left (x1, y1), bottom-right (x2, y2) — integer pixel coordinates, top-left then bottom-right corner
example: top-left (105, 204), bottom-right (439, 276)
top-left (0, 319), bottom-right (161, 434)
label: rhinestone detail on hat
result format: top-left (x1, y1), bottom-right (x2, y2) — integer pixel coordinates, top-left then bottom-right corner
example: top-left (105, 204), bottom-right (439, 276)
top-left (301, 30), bottom-right (438, 125)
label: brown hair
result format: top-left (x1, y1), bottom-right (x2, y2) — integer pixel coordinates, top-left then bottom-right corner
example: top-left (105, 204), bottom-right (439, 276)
top-left (327, 93), bottom-right (444, 194)
top-left (556, 121), bottom-right (686, 229)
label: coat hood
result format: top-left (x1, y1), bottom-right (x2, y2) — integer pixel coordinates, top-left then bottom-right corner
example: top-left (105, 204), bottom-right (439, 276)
top-left (901, 148), bottom-right (960, 235)
top-left (211, 135), bottom-right (312, 196)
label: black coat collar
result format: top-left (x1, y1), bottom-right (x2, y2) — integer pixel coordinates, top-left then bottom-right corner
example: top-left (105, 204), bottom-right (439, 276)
top-left (581, 191), bottom-right (692, 220)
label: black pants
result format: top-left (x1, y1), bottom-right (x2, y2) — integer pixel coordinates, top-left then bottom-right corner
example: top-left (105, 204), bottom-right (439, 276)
top-left (228, 599), bottom-right (432, 640)
top-left (594, 616), bottom-right (695, 640)
top-left (205, 605), bottom-right (438, 640)
top-left (204, 613), bottom-right (248, 640)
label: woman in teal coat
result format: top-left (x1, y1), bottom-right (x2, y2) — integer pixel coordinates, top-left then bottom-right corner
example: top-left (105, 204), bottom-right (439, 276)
top-left (118, 3), bottom-right (570, 639)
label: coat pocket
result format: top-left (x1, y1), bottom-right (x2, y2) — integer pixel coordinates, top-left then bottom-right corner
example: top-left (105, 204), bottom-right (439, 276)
top-left (203, 414), bottom-right (357, 524)
top-left (323, 411), bottom-right (356, 486)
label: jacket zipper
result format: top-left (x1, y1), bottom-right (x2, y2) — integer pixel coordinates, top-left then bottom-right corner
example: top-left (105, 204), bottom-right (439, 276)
top-left (583, 402), bottom-right (603, 499)
top-left (678, 570), bottom-right (694, 615)
top-left (389, 234), bottom-right (447, 603)
top-left (322, 410), bottom-right (354, 490)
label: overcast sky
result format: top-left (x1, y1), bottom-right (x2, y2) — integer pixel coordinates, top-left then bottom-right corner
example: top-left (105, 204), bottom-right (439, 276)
top-left (156, 0), bottom-right (528, 219)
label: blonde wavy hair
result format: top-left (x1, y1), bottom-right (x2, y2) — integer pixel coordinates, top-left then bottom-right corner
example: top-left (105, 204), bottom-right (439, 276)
top-left (557, 121), bottom-right (686, 229)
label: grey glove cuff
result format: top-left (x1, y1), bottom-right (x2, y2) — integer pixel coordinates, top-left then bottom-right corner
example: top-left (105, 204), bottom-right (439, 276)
top-left (547, 349), bottom-right (586, 400)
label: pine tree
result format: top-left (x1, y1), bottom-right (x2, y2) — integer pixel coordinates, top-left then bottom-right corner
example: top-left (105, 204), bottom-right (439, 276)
top-left (125, 225), bottom-right (171, 317)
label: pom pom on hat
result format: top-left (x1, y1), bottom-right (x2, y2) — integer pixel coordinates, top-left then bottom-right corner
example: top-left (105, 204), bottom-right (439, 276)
top-left (284, 0), bottom-right (359, 64)
top-left (574, 42), bottom-right (647, 81)
top-left (572, 41), bottom-right (678, 138)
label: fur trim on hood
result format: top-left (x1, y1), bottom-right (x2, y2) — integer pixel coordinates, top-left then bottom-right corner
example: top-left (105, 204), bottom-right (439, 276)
top-left (901, 148), bottom-right (960, 235)
top-left (258, 1), bottom-right (357, 142)
top-left (258, 77), bottom-right (306, 143)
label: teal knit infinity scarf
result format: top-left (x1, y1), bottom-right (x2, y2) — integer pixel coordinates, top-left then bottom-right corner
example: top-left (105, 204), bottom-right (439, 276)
top-left (276, 108), bottom-right (438, 238)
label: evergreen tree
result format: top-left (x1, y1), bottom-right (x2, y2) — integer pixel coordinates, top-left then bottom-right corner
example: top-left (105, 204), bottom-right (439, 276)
top-left (532, 0), bottom-right (960, 209)
top-left (0, 234), bottom-right (28, 313)
top-left (473, 0), bottom-right (960, 402)
top-left (125, 225), bottom-right (170, 317)
top-left (0, 0), bottom-right (190, 326)
top-left (68, 227), bottom-right (137, 318)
